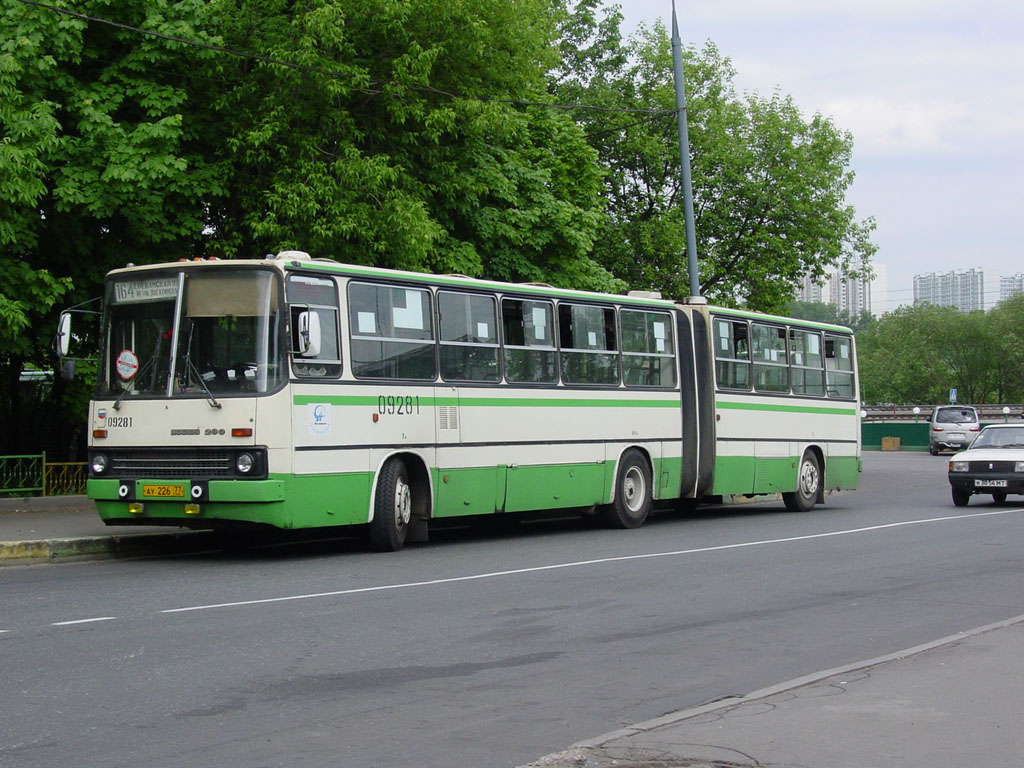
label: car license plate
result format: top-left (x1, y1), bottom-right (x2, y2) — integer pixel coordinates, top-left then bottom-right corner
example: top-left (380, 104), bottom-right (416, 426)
top-left (949, 432), bottom-right (965, 440)
top-left (141, 484), bottom-right (186, 498)
top-left (974, 479), bottom-right (1007, 488)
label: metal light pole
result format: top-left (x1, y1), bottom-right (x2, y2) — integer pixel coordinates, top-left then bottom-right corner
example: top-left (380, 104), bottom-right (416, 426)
top-left (671, 1), bottom-right (700, 298)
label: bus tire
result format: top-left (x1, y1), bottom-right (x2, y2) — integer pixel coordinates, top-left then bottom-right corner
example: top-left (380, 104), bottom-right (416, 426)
top-left (370, 458), bottom-right (411, 552)
top-left (603, 449), bottom-right (652, 529)
top-left (783, 450), bottom-right (820, 512)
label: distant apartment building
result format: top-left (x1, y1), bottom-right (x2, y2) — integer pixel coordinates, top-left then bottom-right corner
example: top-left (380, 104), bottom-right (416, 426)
top-left (796, 262), bottom-right (886, 317)
top-left (913, 269), bottom-right (985, 312)
top-left (999, 273), bottom-right (1024, 303)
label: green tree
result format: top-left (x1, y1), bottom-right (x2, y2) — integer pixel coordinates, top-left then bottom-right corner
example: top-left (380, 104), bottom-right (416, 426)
top-left (550, 4), bottom-right (876, 311)
top-left (784, 300), bottom-right (875, 332)
top-left (857, 304), bottom-right (1001, 406)
top-left (987, 293), bottom-right (1024, 403)
top-left (0, 0), bottom-right (617, 455)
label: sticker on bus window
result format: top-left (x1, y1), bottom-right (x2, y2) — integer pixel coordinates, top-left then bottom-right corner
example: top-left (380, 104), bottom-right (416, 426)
top-left (531, 308), bottom-right (547, 339)
top-left (588, 331), bottom-right (598, 347)
top-left (358, 312), bottom-right (376, 334)
top-left (393, 290), bottom-right (424, 330)
top-left (477, 322), bottom-right (489, 339)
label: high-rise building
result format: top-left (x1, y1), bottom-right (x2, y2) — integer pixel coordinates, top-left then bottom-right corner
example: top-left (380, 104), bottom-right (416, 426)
top-left (914, 269), bottom-right (985, 312)
top-left (999, 273), bottom-right (1024, 303)
top-left (795, 262), bottom-right (885, 317)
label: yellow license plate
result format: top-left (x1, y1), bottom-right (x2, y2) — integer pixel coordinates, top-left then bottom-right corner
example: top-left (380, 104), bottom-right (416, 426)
top-left (142, 484), bottom-right (186, 498)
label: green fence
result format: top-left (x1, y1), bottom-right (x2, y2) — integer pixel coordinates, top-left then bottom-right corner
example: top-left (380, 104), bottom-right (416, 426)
top-left (862, 422), bottom-right (930, 450)
top-left (0, 454), bottom-right (87, 497)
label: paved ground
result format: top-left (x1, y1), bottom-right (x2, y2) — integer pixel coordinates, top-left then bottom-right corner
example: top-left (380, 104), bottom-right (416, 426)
top-left (4, 496), bottom-right (1023, 767)
top-left (522, 617), bottom-right (1024, 768)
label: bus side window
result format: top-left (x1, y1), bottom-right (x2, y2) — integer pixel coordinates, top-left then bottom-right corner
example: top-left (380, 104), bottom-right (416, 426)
top-left (438, 291), bottom-right (499, 382)
top-left (825, 334), bottom-right (855, 398)
top-left (751, 323), bottom-right (788, 393)
top-left (286, 275), bottom-right (342, 378)
top-left (501, 298), bottom-right (557, 384)
top-left (621, 309), bottom-right (676, 387)
top-left (714, 318), bottom-right (750, 390)
top-left (789, 328), bottom-right (824, 396)
top-left (348, 282), bottom-right (436, 380)
top-left (558, 303), bottom-right (619, 386)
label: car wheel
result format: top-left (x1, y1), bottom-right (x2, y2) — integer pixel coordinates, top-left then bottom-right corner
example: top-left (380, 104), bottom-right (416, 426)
top-left (929, 445), bottom-right (938, 456)
top-left (992, 492), bottom-right (1007, 504)
top-left (951, 487), bottom-right (971, 507)
top-left (783, 451), bottom-right (820, 512)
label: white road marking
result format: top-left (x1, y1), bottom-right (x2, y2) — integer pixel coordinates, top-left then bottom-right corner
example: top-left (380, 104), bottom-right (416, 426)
top-left (162, 508), bottom-right (1024, 615)
top-left (52, 617), bottom-right (118, 626)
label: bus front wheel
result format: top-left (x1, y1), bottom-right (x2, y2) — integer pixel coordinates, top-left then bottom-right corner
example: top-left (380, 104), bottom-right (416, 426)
top-left (370, 458), bottom-right (411, 552)
top-left (783, 451), bottom-right (820, 512)
top-left (603, 449), bottom-right (652, 529)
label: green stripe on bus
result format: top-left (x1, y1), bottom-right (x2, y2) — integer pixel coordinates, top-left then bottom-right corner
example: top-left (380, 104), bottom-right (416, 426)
top-left (715, 400), bottom-right (857, 416)
top-left (293, 394), bottom-right (679, 408)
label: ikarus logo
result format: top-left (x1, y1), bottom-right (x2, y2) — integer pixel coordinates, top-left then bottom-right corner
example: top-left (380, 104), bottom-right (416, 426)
top-left (309, 403), bottom-right (331, 436)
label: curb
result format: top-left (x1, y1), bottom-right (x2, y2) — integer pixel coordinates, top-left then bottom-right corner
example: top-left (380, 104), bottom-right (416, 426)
top-left (0, 530), bottom-right (215, 564)
top-left (564, 614), bottom-right (1024, 752)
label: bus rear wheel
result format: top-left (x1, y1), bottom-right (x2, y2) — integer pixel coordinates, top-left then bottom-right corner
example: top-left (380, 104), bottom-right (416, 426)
top-left (783, 451), bottom-right (820, 512)
top-left (370, 458), bottom-right (411, 552)
top-left (602, 449), bottom-right (652, 529)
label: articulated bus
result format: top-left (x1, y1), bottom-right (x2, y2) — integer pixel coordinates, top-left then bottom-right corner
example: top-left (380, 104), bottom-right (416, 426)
top-left (57, 252), bottom-right (860, 551)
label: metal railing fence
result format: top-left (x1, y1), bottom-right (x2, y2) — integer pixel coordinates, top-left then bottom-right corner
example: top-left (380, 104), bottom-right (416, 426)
top-left (0, 454), bottom-right (87, 497)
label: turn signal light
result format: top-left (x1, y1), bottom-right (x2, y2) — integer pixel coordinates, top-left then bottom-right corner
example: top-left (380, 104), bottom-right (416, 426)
top-left (232, 428), bottom-right (253, 437)
top-left (128, 503), bottom-right (144, 515)
top-left (93, 429), bottom-right (108, 439)
top-left (184, 504), bottom-right (201, 516)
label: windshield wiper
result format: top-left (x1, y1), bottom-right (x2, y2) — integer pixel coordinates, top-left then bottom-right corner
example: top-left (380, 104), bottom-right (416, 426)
top-left (181, 321), bottom-right (221, 409)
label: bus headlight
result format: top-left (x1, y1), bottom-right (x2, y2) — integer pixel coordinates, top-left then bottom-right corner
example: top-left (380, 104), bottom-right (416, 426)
top-left (91, 454), bottom-right (109, 474)
top-left (236, 453), bottom-right (255, 474)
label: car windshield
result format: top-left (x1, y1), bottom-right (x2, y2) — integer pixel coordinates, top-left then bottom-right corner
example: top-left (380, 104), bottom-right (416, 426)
top-left (970, 427), bottom-right (1024, 449)
top-left (98, 268), bottom-right (285, 399)
top-left (936, 407), bottom-right (977, 424)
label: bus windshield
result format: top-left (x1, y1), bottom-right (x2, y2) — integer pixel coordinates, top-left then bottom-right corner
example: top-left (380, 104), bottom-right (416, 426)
top-left (98, 268), bottom-right (285, 399)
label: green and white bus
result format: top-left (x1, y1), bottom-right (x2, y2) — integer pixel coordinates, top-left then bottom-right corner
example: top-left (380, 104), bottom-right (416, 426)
top-left (58, 252), bottom-right (860, 550)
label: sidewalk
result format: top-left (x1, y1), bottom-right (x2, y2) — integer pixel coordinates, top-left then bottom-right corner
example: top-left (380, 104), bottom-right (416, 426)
top-left (0, 495), bottom-right (211, 562)
top-left (523, 616), bottom-right (1024, 768)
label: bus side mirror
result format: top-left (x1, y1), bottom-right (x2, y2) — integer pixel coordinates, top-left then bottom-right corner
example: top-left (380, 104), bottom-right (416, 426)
top-left (296, 310), bottom-right (322, 357)
top-left (55, 311), bottom-right (72, 357)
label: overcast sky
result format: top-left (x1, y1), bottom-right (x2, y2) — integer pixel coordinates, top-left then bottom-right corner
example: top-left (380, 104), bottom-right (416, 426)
top-left (617, 1), bottom-right (1023, 310)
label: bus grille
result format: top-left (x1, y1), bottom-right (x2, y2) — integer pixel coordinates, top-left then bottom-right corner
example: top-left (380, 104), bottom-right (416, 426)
top-left (108, 449), bottom-right (235, 478)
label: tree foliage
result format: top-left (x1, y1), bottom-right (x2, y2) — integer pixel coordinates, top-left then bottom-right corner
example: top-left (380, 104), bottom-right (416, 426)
top-left (549, 2), bottom-right (876, 311)
top-left (2, 0), bottom-right (883, 456)
top-left (857, 299), bottom-right (1024, 406)
top-left (784, 301), bottom-right (875, 333)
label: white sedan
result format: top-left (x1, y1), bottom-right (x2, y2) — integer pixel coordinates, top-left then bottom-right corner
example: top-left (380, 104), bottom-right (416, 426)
top-left (948, 424), bottom-right (1024, 506)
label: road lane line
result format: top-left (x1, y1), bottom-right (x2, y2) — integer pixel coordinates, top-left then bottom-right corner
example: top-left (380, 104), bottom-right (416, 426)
top-left (161, 508), bottom-right (1024, 615)
top-left (52, 617), bottom-right (118, 626)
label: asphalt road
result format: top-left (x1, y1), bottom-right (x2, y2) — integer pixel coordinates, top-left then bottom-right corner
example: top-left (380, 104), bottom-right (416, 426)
top-left (3, 451), bottom-right (1024, 768)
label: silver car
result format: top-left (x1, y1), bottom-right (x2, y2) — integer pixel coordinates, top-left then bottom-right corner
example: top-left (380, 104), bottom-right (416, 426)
top-left (929, 405), bottom-right (980, 455)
